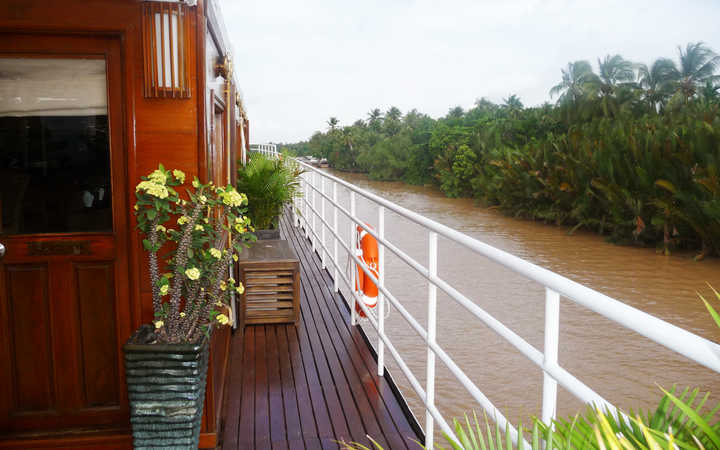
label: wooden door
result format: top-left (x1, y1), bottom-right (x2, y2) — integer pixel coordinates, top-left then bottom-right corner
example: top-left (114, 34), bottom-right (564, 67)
top-left (0, 34), bottom-right (131, 434)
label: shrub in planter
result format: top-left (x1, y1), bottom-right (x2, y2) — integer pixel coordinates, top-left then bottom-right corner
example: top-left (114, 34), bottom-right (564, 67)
top-left (236, 153), bottom-right (303, 239)
top-left (127, 165), bottom-right (255, 449)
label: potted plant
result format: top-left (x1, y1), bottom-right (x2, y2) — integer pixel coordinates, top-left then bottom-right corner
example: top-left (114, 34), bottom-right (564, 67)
top-left (236, 153), bottom-right (302, 239)
top-left (125, 165), bottom-right (255, 449)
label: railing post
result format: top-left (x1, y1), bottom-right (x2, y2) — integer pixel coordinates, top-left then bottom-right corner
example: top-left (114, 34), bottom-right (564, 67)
top-left (304, 175), bottom-right (309, 239)
top-left (350, 191), bottom-right (357, 326)
top-left (542, 287), bottom-right (560, 426)
top-left (333, 181), bottom-right (339, 293)
top-left (426, 231), bottom-right (438, 450)
top-left (312, 172), bottom-right (316, 252)
top-left (377, 206), bottom-right (385, 376)
top-left (321, 176), bottom-right (326, 270)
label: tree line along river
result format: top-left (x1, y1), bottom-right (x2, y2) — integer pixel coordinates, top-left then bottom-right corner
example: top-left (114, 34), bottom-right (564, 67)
top-left (319, 169), bottom-right (720, 427)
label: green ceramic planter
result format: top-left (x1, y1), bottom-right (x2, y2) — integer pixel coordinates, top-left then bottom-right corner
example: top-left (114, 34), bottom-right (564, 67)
top-left (124, 325), bottom-right (208, 450)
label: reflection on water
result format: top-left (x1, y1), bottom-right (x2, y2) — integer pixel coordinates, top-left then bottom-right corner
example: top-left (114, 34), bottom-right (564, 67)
top-left (318, 169), bottom-right (720, 427)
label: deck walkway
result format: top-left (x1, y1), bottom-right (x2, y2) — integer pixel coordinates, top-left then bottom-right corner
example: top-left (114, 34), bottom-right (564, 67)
top-left (220, 211), bottom-right (422, 449)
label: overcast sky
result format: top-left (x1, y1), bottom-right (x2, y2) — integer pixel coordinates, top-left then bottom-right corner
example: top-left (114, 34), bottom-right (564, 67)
top-left (221, 0), bottom-right (720, 144)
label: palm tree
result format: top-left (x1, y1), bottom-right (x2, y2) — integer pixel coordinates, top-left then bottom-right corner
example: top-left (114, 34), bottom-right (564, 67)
top-left (385, 106), bottom-right (402, 122)
top-left (326, 117), bottom-right (339, 131)
top-left (447, 106), bottom-right (464, 119)
top-left (502, 94), bottom-right (523, 112)
top-left (595, 54), bottom-right (635, 96)
top-left (367, 108), bottom-right (383, 131)
top-left (384, 106), bottom-right (402, 136)
top-left (673, 42), bottom-right (720, 101)
top-left (637, 58), bottom-right (677, 111)
top-left (586, 54), bottom-right (636, 117)
top-left (549, 60), bottom-right (597, 105)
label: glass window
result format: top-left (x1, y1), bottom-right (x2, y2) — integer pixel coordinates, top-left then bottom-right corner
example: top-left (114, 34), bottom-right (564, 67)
top-left (0, 58), bottom-right (112, 235)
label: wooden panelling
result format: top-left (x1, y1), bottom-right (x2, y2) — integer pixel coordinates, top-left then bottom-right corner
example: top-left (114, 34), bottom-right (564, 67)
top-left (0, 1), bottom-right (228, 447)
top-left (6, 264), bottom-right (53, 413)
top-left (75, 262), bottom-right (119, 408)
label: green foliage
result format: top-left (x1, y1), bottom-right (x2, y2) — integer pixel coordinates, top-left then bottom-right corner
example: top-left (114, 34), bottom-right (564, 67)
top-left (543, 387), bottom-right (720, 449)
top-left (236, 153), bottom-right (303, 230)
top-left (134, 165), bottom-right (256, 343)
top-left (288, 42), bottom-right (720, 257)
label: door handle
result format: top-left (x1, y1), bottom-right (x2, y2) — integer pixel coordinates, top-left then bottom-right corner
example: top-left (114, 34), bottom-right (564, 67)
top-left (0, 243), bottom-right (5, 260)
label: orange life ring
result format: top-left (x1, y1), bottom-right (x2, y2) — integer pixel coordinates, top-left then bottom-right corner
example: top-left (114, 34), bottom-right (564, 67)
top-left (354, 223), bottom-right (379, 317)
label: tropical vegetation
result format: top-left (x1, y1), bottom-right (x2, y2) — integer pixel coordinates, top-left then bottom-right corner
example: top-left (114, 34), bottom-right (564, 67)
top-left (283, 42), bottom-right (720, 258)
top-left (236, 153), bottom-right (303, 230)
top-left (134, 164), bottom-right (255, 343)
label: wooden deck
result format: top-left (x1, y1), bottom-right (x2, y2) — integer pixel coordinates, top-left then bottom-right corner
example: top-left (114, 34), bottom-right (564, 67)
top-left (220, 211), bottom-right (422, 449)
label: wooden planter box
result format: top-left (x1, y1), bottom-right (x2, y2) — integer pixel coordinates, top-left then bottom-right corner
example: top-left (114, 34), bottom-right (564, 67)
top-left (237, 239), bottom-right (300, 328)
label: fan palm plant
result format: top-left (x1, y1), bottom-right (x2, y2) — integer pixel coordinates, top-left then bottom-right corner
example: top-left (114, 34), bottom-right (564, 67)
top-left (236, 153), bottom-right (302, 231)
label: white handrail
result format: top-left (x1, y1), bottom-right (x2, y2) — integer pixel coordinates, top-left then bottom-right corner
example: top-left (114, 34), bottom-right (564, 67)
top-left (251, 148), bottom-right (720, 448)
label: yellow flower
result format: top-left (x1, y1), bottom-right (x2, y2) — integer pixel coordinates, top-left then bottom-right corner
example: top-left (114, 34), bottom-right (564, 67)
top-left (148, 169), bottom-right (167, 185)
top-left (221, 189), bottom-right (244, 207)
top-left (154, 320), bottom-right (164, 329)
top-left (159, 284), bottom-right (169, 296)
top-left (172, 169), bottom-right (186, 184)
top-left (228, 277), bottom-right (235, 284)
top-left (220, 281), bottom-right (227, 291)
top-left (209, 248), bottom-right (222, 259)
top-left (185, 267), bottom-right (201, 280)
top-left (236, 283), bottom-right (244, 294)
top-left (235, 216), bottom-right (244, 224)
top-left (203, 218), bottom-right (209, 224)
top-left (195, 224), bottom-right (204, 231)
top-left (234, 223), bottom-right (246, 233)
top-left (199, 195), bottom-right (207, 204)
top-left (179, 312), bottom-right (186, 318)
top-left (136, 181), bottom-right (169, 199)
top-left (216, 314), bottom-right (230, 325)
top-left (215, 301), bottom-right (224, 307)
top-left (192, 179), bottom-right (200, 188)
top-left (155, 225), bottom-right (166, 233)
top-left (134, 204), bottom-right (139, 211)
top-left (232, 254), bottom-right (238, 262)
top-left (177, 216), bottom-right (190, 225)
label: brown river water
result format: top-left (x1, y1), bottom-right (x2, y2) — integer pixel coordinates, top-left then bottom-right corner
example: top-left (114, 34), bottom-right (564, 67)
top-left (311, 169), bottom-right (720, 428)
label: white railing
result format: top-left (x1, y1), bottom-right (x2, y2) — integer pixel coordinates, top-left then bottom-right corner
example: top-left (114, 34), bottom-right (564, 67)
top-left (252, 147), bottom-right (720, 448)
top-left (249, 143), bottom-right (279, 159)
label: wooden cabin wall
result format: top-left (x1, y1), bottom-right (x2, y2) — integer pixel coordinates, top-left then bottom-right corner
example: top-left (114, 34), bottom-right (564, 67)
top-left (0, 1), bottom-right (232, 448)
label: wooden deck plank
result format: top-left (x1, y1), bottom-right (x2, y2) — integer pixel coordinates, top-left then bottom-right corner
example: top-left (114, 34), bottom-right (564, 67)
top-left (281, 213), bottom-right (415, 450)
top-left (266, 326), bottom-right (289, 449)
top-left (220, 211), bottom-right (421, 450)
top-left (255, 326), bottom-right (271, 447)
top-left (283, 223), bottom-right (395, 449)
top-left (277, 325), bottom-right (303, 444)
top-left (281, 213), bottom-right (420, 446)
top-left (296, 303), bottom-right (354, 442)
top-left (237, 326), bottom-right (256, 448)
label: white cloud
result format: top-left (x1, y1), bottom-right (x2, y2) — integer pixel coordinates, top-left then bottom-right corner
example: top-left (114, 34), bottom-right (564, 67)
top-left (222, 0), bottom-right (720, 143)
